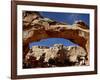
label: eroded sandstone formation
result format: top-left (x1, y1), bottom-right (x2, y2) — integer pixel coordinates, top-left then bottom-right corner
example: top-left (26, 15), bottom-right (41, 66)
top-left (22, 11), bottom-right (90, 67)
top-left (23, 44), bottom-right (87, 68)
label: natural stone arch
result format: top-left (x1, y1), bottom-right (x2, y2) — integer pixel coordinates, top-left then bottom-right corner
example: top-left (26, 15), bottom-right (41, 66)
top-left (22, 11), bottom-right (89, 65)
top-left (23, 26), bottom-right (89, 59)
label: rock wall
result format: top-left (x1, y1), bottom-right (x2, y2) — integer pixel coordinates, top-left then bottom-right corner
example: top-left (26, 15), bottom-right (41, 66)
top-left (24, 44), bottom-right (87, 68)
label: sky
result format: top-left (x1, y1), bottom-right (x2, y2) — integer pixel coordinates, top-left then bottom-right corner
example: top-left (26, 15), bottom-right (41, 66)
top-left (40, 11), bottom-right (90, 26)
top-left (29, 11), bottom-right (89, 48)
top-left (29, 38), bottom-right (78, 48)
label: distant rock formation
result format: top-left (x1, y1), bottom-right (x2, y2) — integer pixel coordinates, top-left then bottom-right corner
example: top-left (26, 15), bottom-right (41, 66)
top-left (23, 11), bottom-right (90, 68)
top-left (23, 44), bottom-right (87, 68)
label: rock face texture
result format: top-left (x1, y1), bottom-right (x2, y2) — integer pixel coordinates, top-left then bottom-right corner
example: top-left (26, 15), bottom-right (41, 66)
top-left (22, 11), bottom-right (89, 68)
top-left (24, 44), bottom-right (87, 68)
